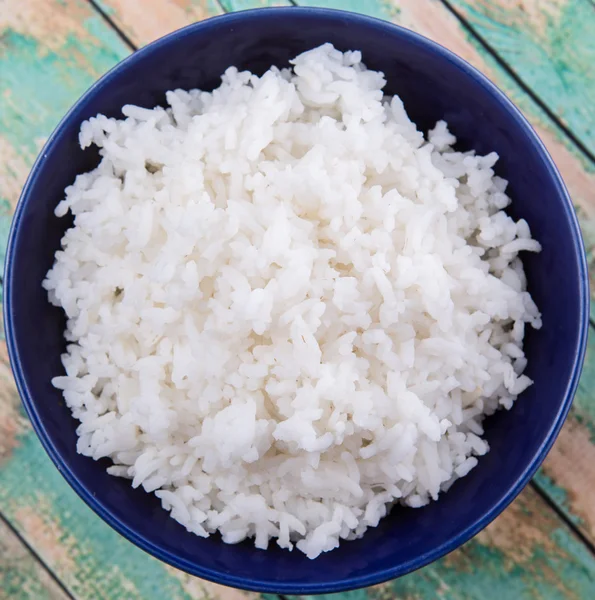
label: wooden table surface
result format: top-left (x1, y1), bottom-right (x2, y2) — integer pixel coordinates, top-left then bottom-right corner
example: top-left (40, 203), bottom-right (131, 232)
top-left (1, 0), bottom-right (595, 598)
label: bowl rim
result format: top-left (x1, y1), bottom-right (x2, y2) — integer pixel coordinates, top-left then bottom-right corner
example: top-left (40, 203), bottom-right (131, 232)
top-left (4, 5), bottom-right (590, 595)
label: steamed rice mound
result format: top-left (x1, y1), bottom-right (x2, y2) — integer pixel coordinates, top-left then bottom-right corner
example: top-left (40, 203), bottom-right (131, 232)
top-left (44, 43), bottom-right (542, 559)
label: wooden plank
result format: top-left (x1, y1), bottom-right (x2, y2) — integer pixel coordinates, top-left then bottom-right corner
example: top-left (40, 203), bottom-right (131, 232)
top-left (0, 0), bottom-right (128, 281)
top-left (0, 1), bottom-right (253, 598)
top-left (0, 0), bottom-right (128, 207)
top-left (448, 0), bottom-right (595, 157)
top-left (94, 0), bottom-right (291, 47)
top-left (219, 0), bottom-right (290, 10)
top-left (281, 486), bottom-right (595, 600)
top-left (94, 0), bottom-right (290, 46)
top-left (0, 517), bottom-right (69, 600)
top-left (0, 410), bottom-right (257, 600)
top-left (534, 328), bottom-right (595, 546)
top-left (94, 0), bottom-right (222, 47)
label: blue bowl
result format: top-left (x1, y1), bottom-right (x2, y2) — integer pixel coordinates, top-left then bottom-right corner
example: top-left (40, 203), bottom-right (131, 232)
top-left (4, 7), bottom-right (589, 594)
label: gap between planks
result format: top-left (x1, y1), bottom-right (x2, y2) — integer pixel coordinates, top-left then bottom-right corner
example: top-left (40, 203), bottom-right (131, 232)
top-left (87, 0), bottom-right (137, 50)
top-left (530, 480), bottom-right (595, 556)
top-left (0, 512), bottom-right (76, 600)
top-left (438, 0), bottom-right (595, 166)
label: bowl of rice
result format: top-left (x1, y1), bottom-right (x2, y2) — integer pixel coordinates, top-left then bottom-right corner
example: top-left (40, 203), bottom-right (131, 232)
top-left (4, 6), bottom-right (588, 594)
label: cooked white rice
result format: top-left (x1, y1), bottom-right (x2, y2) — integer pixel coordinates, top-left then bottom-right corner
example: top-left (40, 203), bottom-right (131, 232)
top-left (44, 43), bottom-right (541, 559)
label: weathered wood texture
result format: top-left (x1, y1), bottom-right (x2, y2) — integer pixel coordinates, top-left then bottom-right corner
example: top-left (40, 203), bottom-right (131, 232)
top-left (1, 0), bottom-right (595, 597)
top-left (449, 0), bottom-right (595, 157)
top-left (0, 517), bottom-right (69, 600)
top-left (95, 0), bottom-right (221, 46)
top-left (94, 0), bottom-right (288, 44)
top-left (281, 487), bottom-right (595, 600)
top-left (0, 1), bottom-right (250, 597)
top-left (443, 0), bottom-right (595, 310)
top-left (534, 330), bottom-right (595, 546)
top-left (0, 405), bottom-right (255, 599)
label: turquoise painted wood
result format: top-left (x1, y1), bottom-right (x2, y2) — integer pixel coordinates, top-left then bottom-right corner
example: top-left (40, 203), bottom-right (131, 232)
top-left (445, 0), bottom-right (595, 317)
top-left (0, 518), bottom-right (68, 600)
top-left (0, 1), bottom-right (242, 597)
top-left (449, 0), bottom-right (595, 157)
top-left (1, 0), bottom-right (595, 598)
top-left (285, 491), bottom-right (595, 599)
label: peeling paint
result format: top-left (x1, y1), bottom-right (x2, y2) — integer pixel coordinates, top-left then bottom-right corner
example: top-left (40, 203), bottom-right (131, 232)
top-left (283, 490), bottom-right (595, 600)
top-left (220, 0), bottom-right (289, 12)
top-left (0, 28), bottom-right (125, 158)
top-left (0, 518), bottom-right (68, 600)
top-left (0, 432), bottom-right (209, 599)
top-left (0, 342), bottom-right (26, 462)
top-left (539, 419), bottom-right (595, 545)
top-left (0, 137), bottom-right (30, 208)
top-left (476, 489), bottom-right (561, 565)
top-left (0, 0), bottom-right (98, 53)
top-left (0, 383), bottom-right (26, 464)
top-left (452, 0), bottom-right (595, 155)
top-left (14, 502), bottom-right (78, 575)
top-left (93, 0), bottom-right (221, 46)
